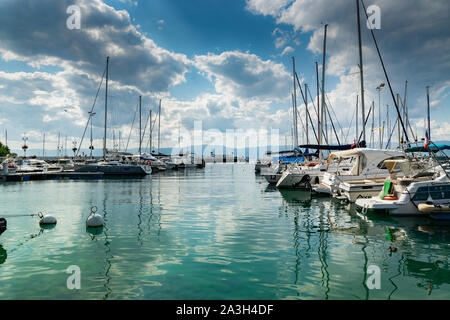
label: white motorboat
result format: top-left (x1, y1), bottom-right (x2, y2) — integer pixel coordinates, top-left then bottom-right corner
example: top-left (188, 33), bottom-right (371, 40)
top-left (356, 158), bottom-right (450, 216)
top-left (314, 148), bottom-right (405, 202)
top-left (276, 160), bottom-right (353, 189)
top-left (16, 159), bottom-right (63, 173)
top-left (75, 160), bottom-right (151, 176)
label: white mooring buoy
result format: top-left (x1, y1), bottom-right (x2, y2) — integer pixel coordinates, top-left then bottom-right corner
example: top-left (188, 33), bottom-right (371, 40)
top-left (38, 212), bottom-right (57, 226)
top-left (86, 206), bottom-right (104, 228)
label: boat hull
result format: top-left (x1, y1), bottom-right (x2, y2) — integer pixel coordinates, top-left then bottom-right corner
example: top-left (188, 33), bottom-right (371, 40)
top-left (75, 164), bottom-right (151, 176)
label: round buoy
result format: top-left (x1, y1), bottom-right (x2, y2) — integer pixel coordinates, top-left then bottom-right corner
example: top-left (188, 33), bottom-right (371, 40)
top-left (38, 212), bottom-right (57, 226)
top-left (86, 206), bottom-right (104, 228)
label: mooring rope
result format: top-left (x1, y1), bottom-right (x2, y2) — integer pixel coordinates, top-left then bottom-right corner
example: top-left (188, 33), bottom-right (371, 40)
top-left (0, 212), bottom-right (41, 218)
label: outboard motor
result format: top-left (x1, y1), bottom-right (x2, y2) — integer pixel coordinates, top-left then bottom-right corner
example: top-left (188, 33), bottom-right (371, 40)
top-left (0, 218), bottom-right (6, 236)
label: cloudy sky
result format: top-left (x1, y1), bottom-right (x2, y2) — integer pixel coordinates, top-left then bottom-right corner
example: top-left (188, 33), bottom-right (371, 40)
top-left (0, 0), bottom-right (449, 155)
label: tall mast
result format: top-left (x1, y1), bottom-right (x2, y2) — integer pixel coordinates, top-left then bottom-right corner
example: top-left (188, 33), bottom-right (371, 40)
top-left (158, 99), bottom-right (161, 154)
top-left (149, 110), bottom-right (152, 153)
top-left (320, 24), bottom-right (328, 160)
top-left (292, 57), bottom-right (298, 147)
top-left (404, 80), bottom-right (409, 141)
top-left (316, 62), bottom-right (320, 146)
top-left (42, 132), bottom-right (45, 158)
top-left (5, 130), bottom-right (7, 148)
top-left (371, 101), bottom-right (375, 147)
top-left (397, 93), bottom-right (401, 148)
top-left (426, 86), bottom-right (431, 142)
top-left (356, 95), bottom-right (359, 142)
top-left (356, 0), bottom-right (366, 142)
top-left (305, 83), bottom-right (309, 145)
top-left (139, 95), bottom-right (142, 155)
top-left (57, 132), bottom-right (60, 156)
top-left (103, 56), bottom-right (109, 160)
top-left (178, 120), bottom-right (181, 149)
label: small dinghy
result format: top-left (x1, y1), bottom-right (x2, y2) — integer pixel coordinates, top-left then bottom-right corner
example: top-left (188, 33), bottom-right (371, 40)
top-left (418, 203), bottom-right (450, 220)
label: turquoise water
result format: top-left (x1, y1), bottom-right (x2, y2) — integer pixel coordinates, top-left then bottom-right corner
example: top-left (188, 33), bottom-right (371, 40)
top-left (0, 164), bottom-right (449, 300)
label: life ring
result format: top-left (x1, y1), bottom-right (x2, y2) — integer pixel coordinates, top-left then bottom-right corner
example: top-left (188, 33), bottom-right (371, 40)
top-left (383, 195), bottom-right (398, 201)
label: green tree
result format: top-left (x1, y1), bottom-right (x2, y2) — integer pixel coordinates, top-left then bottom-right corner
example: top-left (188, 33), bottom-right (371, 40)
top-left (0, 142), bottom-right (11, 157)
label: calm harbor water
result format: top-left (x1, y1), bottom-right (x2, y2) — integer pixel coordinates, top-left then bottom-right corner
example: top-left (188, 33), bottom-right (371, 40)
top-left (0, 164), bottom-right (449, 300)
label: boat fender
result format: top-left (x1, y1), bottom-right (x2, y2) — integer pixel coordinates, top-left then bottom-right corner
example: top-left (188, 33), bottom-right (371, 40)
top-left (38, 212), bottom-right (57, 226)
top-left (86, 206), bottom-right (104, 228)
top-left (0, 218), bottom-right (6, 236)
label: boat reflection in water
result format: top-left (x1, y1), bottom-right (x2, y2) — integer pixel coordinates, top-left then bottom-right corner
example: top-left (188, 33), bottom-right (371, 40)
top-left (275, 186), bottom-right (450, 299)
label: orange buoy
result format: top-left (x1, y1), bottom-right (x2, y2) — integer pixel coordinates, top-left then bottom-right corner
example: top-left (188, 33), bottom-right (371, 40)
top-left (305, 161), bottom-right (319, 167)
top-left (383, 195), bottom-right (398, 201)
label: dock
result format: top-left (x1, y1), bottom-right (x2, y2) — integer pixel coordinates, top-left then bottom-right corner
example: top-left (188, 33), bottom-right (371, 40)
top-left (0, 171), bottom-right (104, 182)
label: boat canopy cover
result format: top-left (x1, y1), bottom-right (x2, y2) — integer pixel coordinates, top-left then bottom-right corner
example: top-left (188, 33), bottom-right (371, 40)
top-left (298, 140), bottom-right (366, 151)
top-left (273, 156), bottom-right (304, 163)
top-left (405, 144), bottom-right (450, 153)
top-left (383, 159), bottom-right (412, 176)
top-left (327, 148), bottom-right (404, 167)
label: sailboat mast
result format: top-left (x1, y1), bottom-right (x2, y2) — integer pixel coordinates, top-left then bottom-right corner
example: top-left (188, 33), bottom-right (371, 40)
top-left (320, 24), bottom-right (328, 160)
top-left (139, 95), bottom-right (142, 155)
top-left (149, 110), bottom-right (152, 153)
top-left (426, 86), bottom-right (431, 142)
top-left (103, 56), bottom-right (109, 160)
top-left (42, 132), bottom-right (45, 158)
top-left (158, 99), bottom-right (161, 154)
top-left (397, 94), bottom-right (401, 148)
top-left (316, 62), bottom-right (320, 146)
top-left (292, 57), bottom-right (298, 147)
top-left (356, 95), bottom-right (359, 142)
top-left (305, 83), bottom-right (309, 145)
top-left (356, 0), bottom-right (366, 143)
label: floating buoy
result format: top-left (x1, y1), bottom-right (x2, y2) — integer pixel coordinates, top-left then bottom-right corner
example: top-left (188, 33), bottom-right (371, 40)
top-left (86, 206), bottom-right (104, 228)
top-left (389, 246), bottom-right (397, 253)
top-left (0, 218), bottom-right (7, 236)
top-left (38, 212), bottom-right (57, 226)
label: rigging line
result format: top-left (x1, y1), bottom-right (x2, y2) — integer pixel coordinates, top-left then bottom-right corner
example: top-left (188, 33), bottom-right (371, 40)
top-left (324, 102), bottom-right (341, 145)
top-left (144, 105), bottom-right (159, 153)
top-left (141, 107), bottom-right (152, 149)
top-left (360, 0), bottom-right (409, 142)
top-left (76, 66), bottom-right (106, 156)
top-left (344, 102), bottom-right (357, 143)
top-left (357, 104), bottom-right (372, 144)
top-left (385, 115), bottom-right (399, 149)
top-left (398, 93), bottom-right (416, 141)
top-left (296, 73), bottom-right (330, 144)
top-left (295, 72), bottom-right (318, 142)
top-left (293, 94), bottom-right (307, 143)
top-left (325, 94), bottom-right (345, 140)
top-left (125, 101), bottom-right (139, 152)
